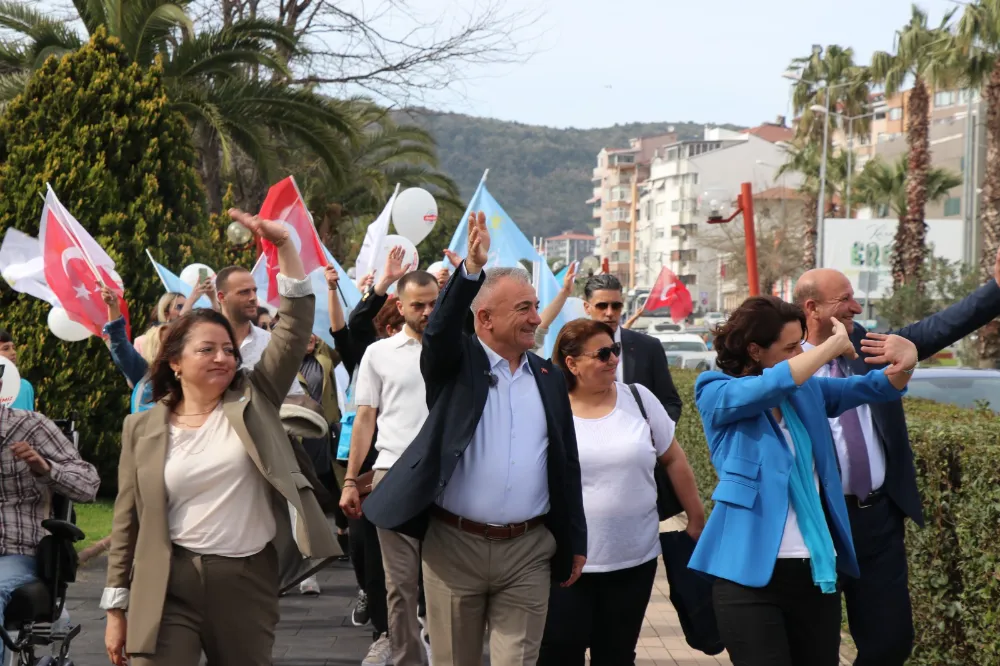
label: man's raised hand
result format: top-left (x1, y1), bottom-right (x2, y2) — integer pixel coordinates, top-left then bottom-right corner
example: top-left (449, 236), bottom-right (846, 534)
top-left (466, 211), bottom-right (490, 274)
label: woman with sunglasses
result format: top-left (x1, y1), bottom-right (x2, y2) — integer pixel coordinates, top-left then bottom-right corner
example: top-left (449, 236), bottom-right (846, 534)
top-left (540, 318), bottom-right (704, 666)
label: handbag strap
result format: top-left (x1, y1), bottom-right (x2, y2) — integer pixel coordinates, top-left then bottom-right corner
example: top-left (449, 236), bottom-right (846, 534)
top-left (628, 383), bottom-right (654, 447)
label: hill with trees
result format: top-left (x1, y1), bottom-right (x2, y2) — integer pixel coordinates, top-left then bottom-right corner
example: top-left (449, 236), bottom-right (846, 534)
top-left (397, 110), bottom-right (744, 238)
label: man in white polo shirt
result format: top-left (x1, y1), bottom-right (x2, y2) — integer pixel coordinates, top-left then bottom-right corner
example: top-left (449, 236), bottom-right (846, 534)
top-left (341, 269), bottom-right (440, 666)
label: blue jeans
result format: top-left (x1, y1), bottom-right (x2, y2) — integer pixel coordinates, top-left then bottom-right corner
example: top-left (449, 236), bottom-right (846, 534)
top-left (0, 555), bottom-right (38, 663)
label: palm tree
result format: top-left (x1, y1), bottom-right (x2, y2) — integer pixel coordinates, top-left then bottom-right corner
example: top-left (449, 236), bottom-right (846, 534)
top-left (853, 155), bottom-right (963, 287)
top-left (295, 101), bottom-right (463, 261)
top-left (957, 0), bottom-right (1000, 365)
top-left (871, 5), bottom-right (959, 286)
top-left (777, 140), bottom-right (851, 269)
top-left (789, 44), bottom-right (873, 146)
top-left (0, 0), bottom-right (358, 212)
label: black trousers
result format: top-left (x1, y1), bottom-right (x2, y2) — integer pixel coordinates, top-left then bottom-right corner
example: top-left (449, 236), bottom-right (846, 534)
top-left (842, 495), bottom-right (913, 666)
top-left (347, 516), bottom-right (367, 591)
top-left (538, 558), bottom-right (657, 666)
top-left (712, 559), bottom-right (841, 666)
top-left (361, 514), bottom-right (389, 639)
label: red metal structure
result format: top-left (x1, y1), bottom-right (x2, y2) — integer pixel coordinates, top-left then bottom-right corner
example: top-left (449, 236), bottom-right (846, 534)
top-left (706, 181), bottom-right (760, 297)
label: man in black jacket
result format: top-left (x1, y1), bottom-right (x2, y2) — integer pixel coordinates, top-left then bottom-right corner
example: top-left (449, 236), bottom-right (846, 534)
top-left (582, 274), bottom-right (683, 422)
top-left (363, 211), bottom-right (586, 666)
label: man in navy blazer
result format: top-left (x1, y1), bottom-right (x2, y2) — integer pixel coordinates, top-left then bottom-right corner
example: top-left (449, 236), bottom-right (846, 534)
top-left (793, 246), bottom-right (1000, 666)
top-left (363, 212), bottom-right (587, 666)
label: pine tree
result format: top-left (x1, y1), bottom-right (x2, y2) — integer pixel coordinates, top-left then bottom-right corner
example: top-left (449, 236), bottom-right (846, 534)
top-left (0, 28), bottom-right (212, 486)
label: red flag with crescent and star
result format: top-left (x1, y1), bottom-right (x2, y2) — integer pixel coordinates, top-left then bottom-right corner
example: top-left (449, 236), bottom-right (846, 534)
top-left (39, 186), bottom-right (129, 338)
top-left (644, 267), bottom-right (693, 323)
top-left (258, 177), bottom-right (328, 306)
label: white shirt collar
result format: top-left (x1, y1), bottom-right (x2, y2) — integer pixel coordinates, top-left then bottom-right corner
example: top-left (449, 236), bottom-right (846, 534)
top-left (391, 329), bottom-right (421, 349)
top-left (478, 338), bottom-right (532, 375)
top-left (614, 326), bottom-right (622, 343)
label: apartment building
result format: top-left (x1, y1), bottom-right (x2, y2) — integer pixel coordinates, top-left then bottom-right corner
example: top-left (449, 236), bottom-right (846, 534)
top-left (544, 231), bottom-right (597, 264)
top-left (589, 132), bottom-right (677, 286)
top-left (633, 125), bottom-right (801, 314)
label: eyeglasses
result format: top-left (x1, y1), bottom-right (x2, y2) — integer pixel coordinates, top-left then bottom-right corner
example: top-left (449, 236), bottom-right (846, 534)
top-left (582, 342), bottom-right (621, 363)
top-left (592, 301), bottom-right (624, 312)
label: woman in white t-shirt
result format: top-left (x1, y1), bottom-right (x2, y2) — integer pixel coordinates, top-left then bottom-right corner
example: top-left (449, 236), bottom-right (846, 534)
top-left (538, 319), bottom-right (706, 666)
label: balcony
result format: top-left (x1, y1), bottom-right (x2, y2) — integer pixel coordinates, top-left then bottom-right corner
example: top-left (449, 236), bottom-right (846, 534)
top-left (592, 167), bottom-right (604, 182)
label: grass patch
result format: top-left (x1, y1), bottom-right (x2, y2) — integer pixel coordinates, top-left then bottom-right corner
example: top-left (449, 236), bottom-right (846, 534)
top-left (73, 499), bottom-right (114, 552)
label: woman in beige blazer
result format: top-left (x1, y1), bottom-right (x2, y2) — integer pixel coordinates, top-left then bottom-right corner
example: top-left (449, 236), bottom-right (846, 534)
top-left (101, 210), bottom-right (339, 666)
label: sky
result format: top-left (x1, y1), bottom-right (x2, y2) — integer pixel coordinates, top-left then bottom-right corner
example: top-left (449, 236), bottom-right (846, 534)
top-left (407, 0), bottom-right (962, 129)
top-left (32, 0), bottom-right (963, 130)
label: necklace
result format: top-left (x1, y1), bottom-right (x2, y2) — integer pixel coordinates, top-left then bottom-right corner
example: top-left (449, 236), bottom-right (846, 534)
top-left (175, 403), bottom-right (220, 417)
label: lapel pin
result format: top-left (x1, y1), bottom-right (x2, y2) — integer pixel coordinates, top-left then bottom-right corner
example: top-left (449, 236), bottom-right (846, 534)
top-left (239, 396), bottom-right (247, 403)
top-left (541, 367), bottom-right (548, 375)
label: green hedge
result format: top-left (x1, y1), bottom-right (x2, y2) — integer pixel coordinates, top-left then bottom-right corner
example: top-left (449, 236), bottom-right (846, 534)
top-left (671, 369), bottom-right (1000, 664)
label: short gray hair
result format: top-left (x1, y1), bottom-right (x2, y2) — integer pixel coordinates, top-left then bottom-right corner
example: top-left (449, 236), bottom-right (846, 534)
top-left (470, 266), bottom-right (532, 314)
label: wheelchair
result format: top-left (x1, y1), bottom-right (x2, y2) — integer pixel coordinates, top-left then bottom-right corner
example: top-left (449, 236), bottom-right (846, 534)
top-left (0, 414), bottom-right (86, 666)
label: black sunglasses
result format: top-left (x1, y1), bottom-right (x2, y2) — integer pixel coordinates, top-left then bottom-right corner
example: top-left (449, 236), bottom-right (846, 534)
top-left (593, 301), bottom-right (624, 312)
top-left (583, 342), bottom-right (621, 363)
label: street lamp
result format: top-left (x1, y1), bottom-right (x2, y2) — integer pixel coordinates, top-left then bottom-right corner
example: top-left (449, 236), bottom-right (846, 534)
top-left (811, 105), bottom-right (877, 218)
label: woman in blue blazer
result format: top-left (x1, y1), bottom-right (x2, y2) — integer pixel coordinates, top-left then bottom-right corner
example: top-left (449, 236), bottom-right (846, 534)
top-left (691, 296), bottom-right (917, 666)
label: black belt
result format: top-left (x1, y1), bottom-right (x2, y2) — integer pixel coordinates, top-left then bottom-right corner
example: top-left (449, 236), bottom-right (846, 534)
top-left (845, 489), bottom-right (885, 509)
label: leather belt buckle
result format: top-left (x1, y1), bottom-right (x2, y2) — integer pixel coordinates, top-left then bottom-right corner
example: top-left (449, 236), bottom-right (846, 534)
top-left (854, 491), bottom-right (881, 509)
top-left (485, 523), bottom-right (510, 541)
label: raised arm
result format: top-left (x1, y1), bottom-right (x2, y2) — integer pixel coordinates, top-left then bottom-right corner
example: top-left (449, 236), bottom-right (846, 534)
top-left (228, 209), bottom-right (313, 406)
top-left (101, 287), bottom-right (148, 386)
top-left (697, 318), bottom-right (856, 428)
top-left (891, 247), bottom-right (1000, 359)
top-left (420, 212), bottom-right (488, 383)
top-left (539, 261), bottom-right (577, 331)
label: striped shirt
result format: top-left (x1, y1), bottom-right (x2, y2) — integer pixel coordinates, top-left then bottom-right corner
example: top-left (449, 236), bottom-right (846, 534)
top-left (0, 408), bottom-right (101, 555)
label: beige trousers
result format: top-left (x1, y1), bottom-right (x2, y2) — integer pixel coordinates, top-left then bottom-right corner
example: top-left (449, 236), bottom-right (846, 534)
top-left (421, 516), bottom-right (557, 666)
top-left (373, 469), bottom-right (428, 666)
top-left (129, 544), bottom-right (279, 666)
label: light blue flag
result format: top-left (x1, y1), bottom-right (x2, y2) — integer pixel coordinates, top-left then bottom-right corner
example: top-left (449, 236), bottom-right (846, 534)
top-left (146, 250), bottom-right (212, 309)
top-left (252, 247), bottom-right (361, 350)
top-left (448, 177), bottom-right (571, 358)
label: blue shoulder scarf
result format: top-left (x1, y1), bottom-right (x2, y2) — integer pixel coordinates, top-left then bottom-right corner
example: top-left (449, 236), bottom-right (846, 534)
top-left (780, 398), bottom-right (838, 594)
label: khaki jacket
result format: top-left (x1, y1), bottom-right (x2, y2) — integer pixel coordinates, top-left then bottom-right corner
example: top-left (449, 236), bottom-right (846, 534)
top-left (105, 292), bottom-right (340, 655)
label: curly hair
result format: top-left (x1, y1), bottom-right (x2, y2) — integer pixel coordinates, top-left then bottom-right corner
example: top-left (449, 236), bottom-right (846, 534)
top-left (150, 309), bottom-right (243, 404)
top-left (713, 296), bottom-right (806, 377)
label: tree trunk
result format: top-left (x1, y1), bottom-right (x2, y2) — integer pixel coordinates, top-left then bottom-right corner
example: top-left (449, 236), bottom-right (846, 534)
top-left (198, 129), bottom-right (224, 214)
top-left (802, 191), bottom-right (818, 270)
top-left (978, 62), bottom-right (1000, 368)
top-left (902, 78), bottom-right (931, 288)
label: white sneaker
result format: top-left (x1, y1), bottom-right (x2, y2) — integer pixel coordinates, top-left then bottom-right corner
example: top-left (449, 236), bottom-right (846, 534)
top-left (362, 633), bottom-right (392, 665)
top-left (299, 575), bottom-right (321, 596)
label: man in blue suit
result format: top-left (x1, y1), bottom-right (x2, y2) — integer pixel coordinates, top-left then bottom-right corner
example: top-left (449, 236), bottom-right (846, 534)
top-left (793, 246), bottom-right (1000, 666)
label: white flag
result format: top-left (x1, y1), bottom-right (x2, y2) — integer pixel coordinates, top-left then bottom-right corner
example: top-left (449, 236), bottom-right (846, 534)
top-left (354, 184), bottom-right (400, 287)
top-left (0, 228), bottom-right (58, 305)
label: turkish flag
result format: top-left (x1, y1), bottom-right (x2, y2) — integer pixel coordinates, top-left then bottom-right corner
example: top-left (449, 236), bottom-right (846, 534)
top-left (39, 187), bottom-right (129, 337)
top-left (259, 177), bottom-right (328, 306)
top-left (644, 267), bottom-right (693, 323)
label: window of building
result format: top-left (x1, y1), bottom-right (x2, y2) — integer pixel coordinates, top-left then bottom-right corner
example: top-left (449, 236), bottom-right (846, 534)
top-left (666, 148), bottom-right (678, 161)
top-left (611, 230), bottom-right (631, 242)
top-left (655, 202), bottom-right (666, 217)
top-left (888, 107), bottom-right (902, 121)
top-left (671, 200), bottom-right (680, 212)
top-left (944, 197), bottom-right (961, 217)
top-left (875, 111), bottom-right (886, 120)
top-left (935, 90), bottom-right (956, 108)
top-left (655, 227), bottom-right (666, 238)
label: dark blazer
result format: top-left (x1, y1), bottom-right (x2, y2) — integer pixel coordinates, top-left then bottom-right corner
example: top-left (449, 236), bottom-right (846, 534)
top-left (849, 279), bottom-right (1000, 526)
top-left (363, 268), bottom-right (588, 582)
top-left (621, 327), bottom-right (683, 423)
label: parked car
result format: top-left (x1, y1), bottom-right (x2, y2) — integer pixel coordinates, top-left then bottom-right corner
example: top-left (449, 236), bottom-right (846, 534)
top-left (906, 368), bottom-right (1000, 412)
top-left (703, 312), bottom-right (726, 327)
top-left (653, 333), bottom-right (717, 371)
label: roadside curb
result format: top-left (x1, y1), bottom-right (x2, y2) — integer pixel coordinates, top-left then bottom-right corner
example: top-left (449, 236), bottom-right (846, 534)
top-left (78, 536), bottom-right (111, 566)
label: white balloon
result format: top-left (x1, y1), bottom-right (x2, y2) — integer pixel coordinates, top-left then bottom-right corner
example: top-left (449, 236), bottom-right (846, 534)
top-left (392, 188), bottom-right (438, 246)
top-left (0, 356), bottom-right (21, 407)
top-left (562, 297), bottom-right (588, 321)
top-left (48, 307), bottom-right (91, 342)
top-left (179, 263), bottom-right (216, 289)
top-left (426, 261), bottom-right (446, 274)
top-left (373, 235), bottom-right (419, 286)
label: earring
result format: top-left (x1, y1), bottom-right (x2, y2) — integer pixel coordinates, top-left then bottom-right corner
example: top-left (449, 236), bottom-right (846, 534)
top-left (174, 371), bottom-right (180, 380)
